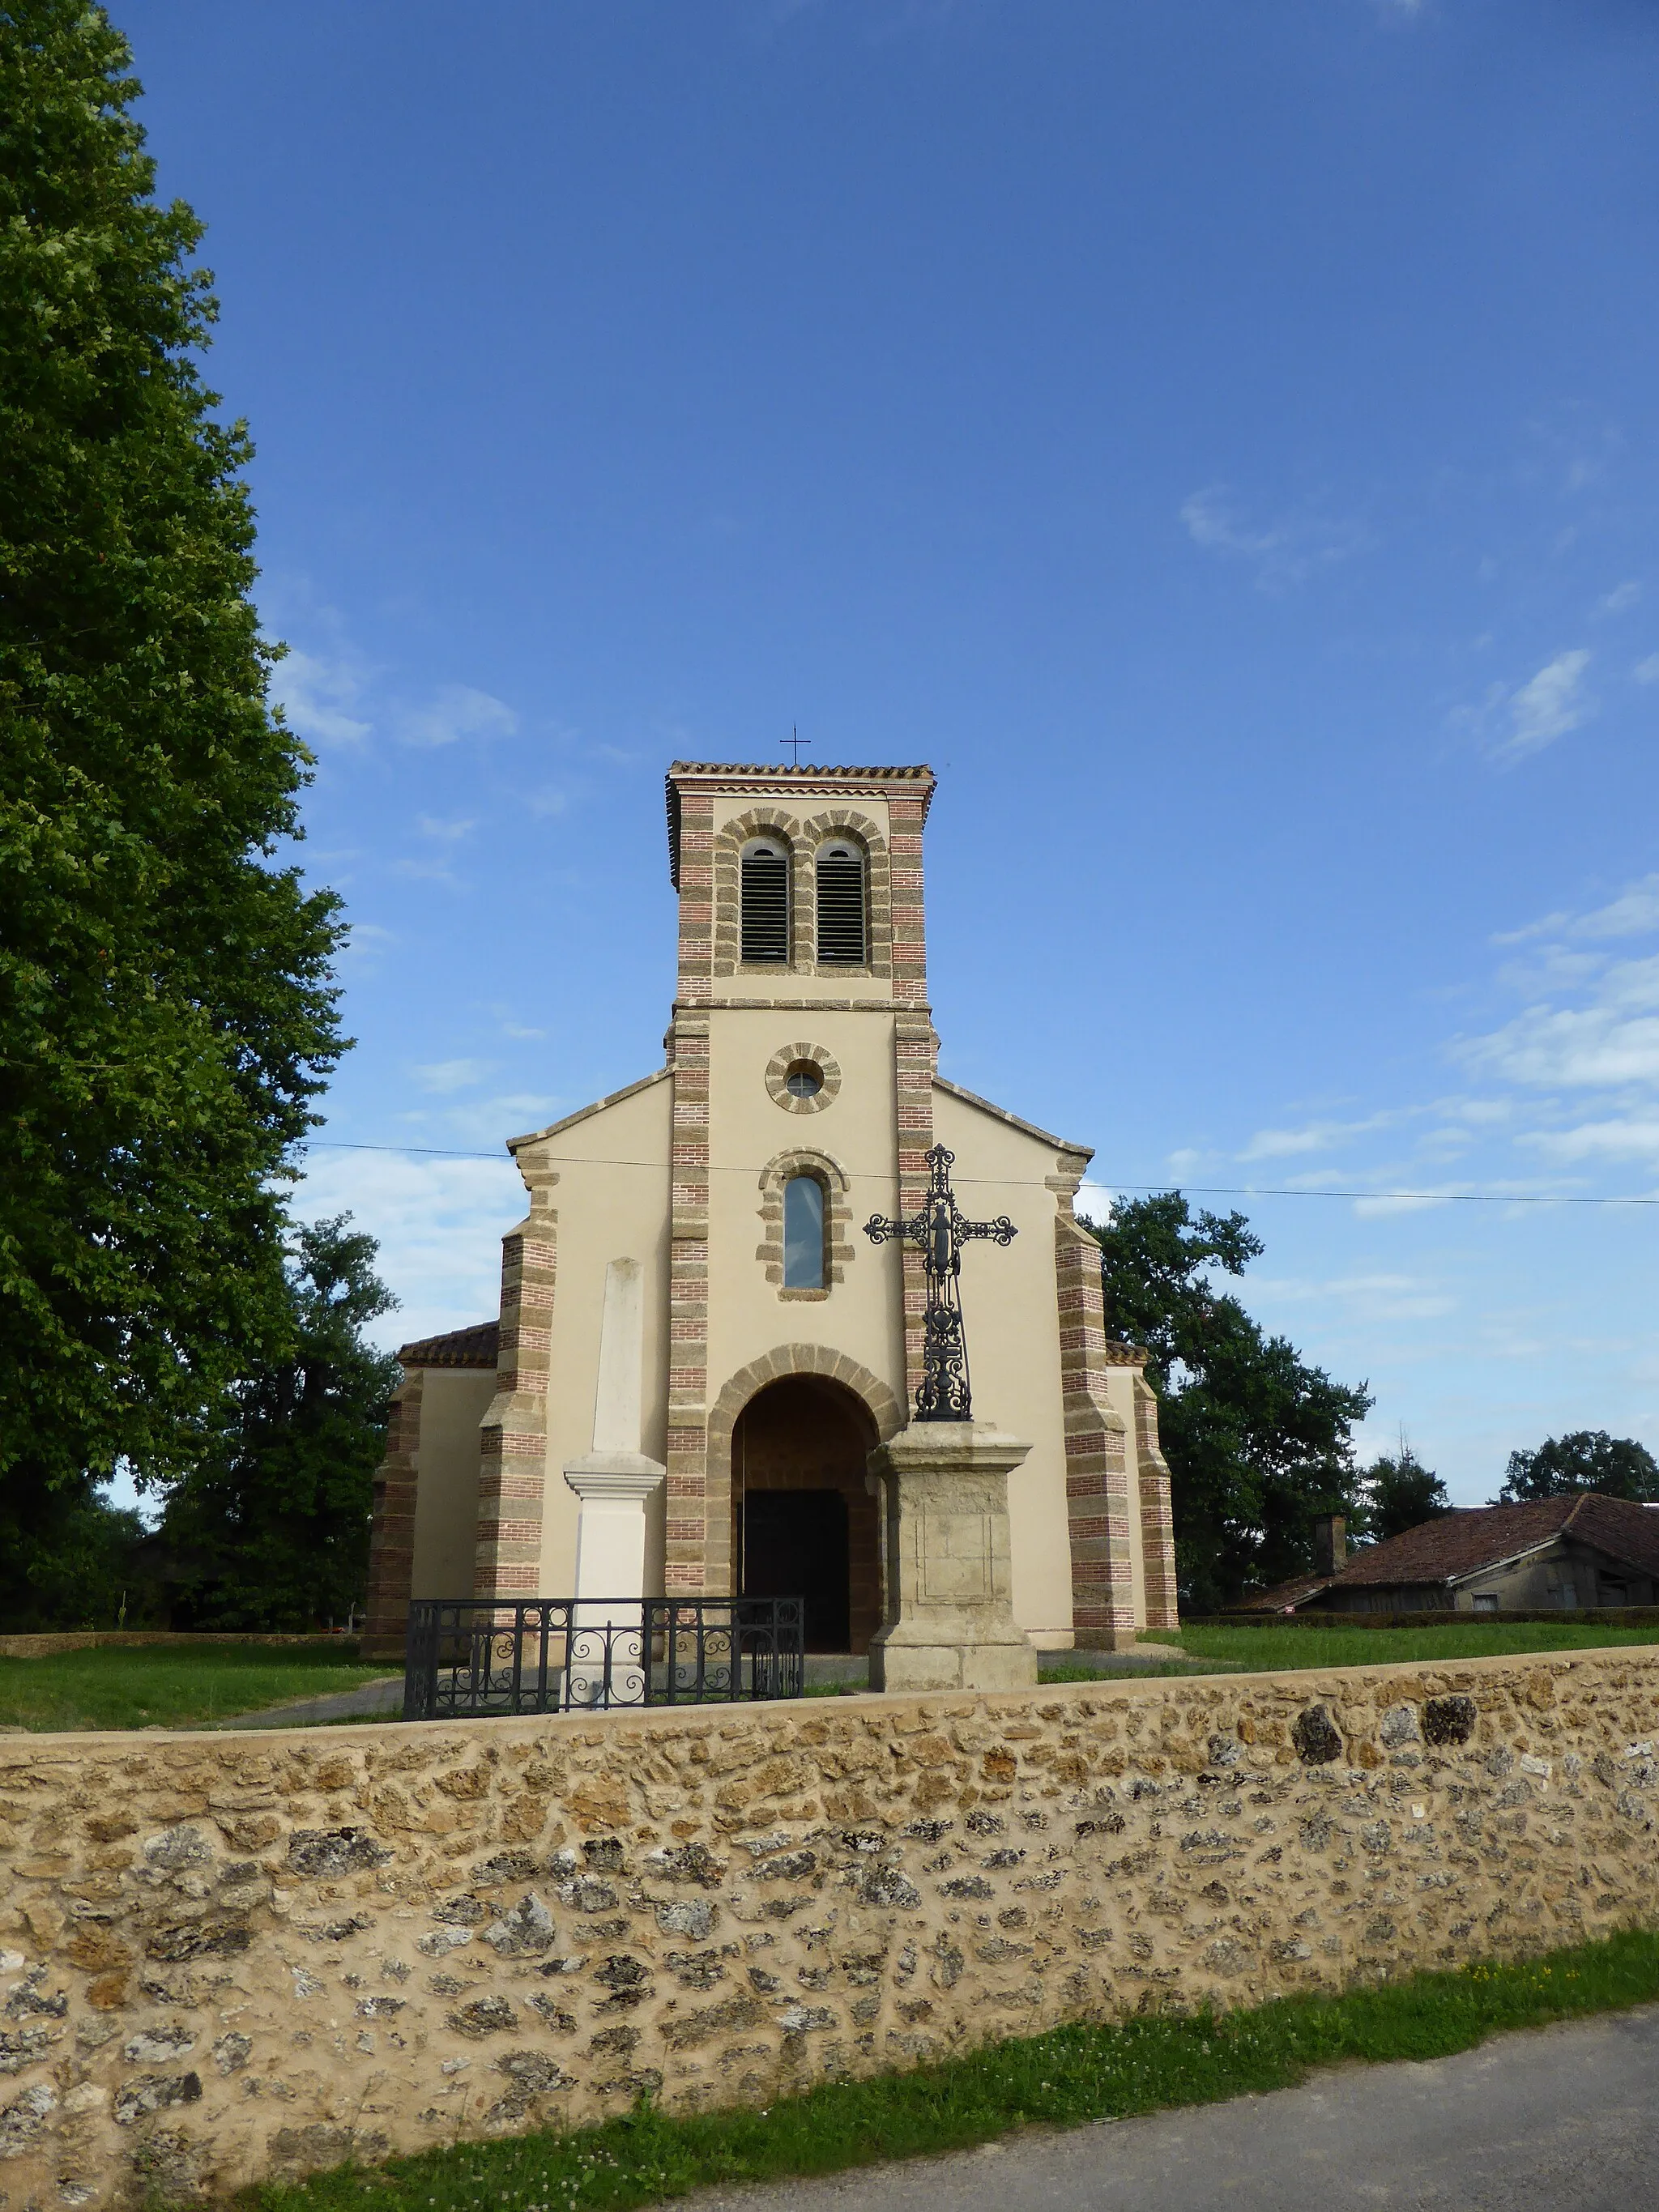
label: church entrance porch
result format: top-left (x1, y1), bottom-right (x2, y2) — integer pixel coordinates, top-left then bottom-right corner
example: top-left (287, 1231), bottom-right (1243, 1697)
top-left (731, 1375), bottom-right (880, 1652)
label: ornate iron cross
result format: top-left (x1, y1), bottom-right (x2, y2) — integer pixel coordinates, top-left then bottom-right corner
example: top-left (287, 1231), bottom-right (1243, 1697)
top-left (864, 1144), bottom-right (1017, 1422)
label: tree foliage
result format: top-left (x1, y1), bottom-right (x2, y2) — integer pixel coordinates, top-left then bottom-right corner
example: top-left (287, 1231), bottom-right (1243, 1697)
top-left (1086, 1193), bottom-right (1372, 1610)
top-left (0, 1471), bottom-right (152, 1632)
top-left (0, 0), bottom-right (344, 1570)
top-left (1495, 1430), bottom-right (1659, 1506)
top-left (159, 1218), bottom-right (399, 1630)
top-left (1358, 1446), bottom-right (1450, 1543)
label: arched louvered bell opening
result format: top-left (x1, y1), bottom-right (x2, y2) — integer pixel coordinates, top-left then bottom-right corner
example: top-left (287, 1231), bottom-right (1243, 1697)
top-left (741, 841), bottom-right (790, 963)
top-left (816, 842), bottom-right (866, 965)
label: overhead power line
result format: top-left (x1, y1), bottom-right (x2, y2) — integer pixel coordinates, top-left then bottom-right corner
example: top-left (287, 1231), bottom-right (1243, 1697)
top-left (295, 1140), bottom-right (1659, 1205)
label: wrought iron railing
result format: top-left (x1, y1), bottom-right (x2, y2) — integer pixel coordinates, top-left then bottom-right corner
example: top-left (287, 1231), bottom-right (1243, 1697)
top-left (401, 1596), bottom-right (806, 1720)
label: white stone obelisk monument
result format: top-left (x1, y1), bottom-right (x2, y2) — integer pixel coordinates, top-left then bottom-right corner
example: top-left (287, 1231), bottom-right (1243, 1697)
top-left (562, 1257), bottom-right (664, 1705)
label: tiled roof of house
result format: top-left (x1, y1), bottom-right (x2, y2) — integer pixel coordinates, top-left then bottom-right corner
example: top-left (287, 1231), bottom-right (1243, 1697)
top-left (395, 1320), bottom-right (500, 1370)
top-left (1240, 1493), bottom-right (1659, 1610)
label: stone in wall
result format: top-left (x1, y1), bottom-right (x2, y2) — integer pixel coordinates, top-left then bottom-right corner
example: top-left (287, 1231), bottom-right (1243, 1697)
top-left (0, 1649), bottom-right (1657, 2204)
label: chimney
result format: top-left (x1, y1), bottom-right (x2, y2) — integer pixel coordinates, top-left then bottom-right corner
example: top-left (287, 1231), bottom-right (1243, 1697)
top-left (1314, 1515), bottom-right (1347, 1577)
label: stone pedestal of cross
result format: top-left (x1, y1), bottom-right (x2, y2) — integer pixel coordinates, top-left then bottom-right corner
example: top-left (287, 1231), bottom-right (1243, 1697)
top-left (863, 1146), bottom-right (1038, 1692)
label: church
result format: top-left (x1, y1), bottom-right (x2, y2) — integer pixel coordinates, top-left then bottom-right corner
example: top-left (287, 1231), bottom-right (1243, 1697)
top-left (365, 761), bottom-right (1178, 1656)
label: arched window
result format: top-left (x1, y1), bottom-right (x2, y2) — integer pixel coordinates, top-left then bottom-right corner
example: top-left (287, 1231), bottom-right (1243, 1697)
top-left (815, 841), bottom-right (866, 965)
top-left (783, 1174), bottom-right (826, 1289)
top-left (741, 839), bottom-right (790, 964)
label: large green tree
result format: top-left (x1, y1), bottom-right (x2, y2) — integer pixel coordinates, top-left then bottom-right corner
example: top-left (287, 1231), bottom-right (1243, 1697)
top-left (1086, 1193), bottom-right (1372, 1610)
top-left (160, 1218), bottom-right (399, 1630)
top-left (1495, 1431), bottom-right (1659, 1505)
top-left (0, 0), bottom-right (344, 1606)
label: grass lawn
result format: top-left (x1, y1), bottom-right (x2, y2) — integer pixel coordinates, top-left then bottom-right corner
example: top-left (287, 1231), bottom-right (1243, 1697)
top-left (245, 1925), bottom-right (1659, 2212)
top-left (0, 1643), bottom-right (396, 1733)
top-left (1132, 1620), bottom-right (1659, 1674)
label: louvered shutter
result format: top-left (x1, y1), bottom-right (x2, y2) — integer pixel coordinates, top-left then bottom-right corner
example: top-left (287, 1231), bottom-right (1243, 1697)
top-left (741, 844), bottom-right (790, 963)
top-left (816, 845), bottom-right (866, 964)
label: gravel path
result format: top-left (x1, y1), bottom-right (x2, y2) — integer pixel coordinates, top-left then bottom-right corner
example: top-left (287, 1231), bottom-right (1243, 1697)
top-left (212, 1674), bottom-right (405, 1728)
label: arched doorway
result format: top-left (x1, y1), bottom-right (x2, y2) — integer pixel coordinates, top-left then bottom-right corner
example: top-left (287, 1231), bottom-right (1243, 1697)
top-left (732, 1375), bottom-right (880, 1652)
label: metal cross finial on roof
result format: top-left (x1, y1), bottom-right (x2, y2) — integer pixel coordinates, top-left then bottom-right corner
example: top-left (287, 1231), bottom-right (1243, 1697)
top-left (787, 724), bottom-right (801, 765)
top-left (864, 1144), bottom-right (1017, 1422)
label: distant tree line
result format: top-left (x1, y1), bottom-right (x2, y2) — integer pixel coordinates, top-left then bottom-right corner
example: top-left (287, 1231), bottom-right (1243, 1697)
top-left (1495, 1431), bottom-right (1659, 1504)
top-left (1085, 1194), bottom-right (1658, 1610)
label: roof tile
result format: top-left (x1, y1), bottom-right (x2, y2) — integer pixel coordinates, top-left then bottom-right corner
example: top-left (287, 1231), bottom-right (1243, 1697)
top-left (396, 1319), bottom-right (500, 1370)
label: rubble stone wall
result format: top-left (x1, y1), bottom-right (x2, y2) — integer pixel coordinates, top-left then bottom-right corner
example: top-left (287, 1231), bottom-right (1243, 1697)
top-left (4, 1647), bottom-right (1659, 2204)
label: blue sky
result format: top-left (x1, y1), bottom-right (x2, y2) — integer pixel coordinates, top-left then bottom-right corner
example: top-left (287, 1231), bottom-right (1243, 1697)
top-left (119, 0), bottom-right (1659, 1502)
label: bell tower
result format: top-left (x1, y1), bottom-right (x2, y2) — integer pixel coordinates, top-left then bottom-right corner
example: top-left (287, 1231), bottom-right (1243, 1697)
top-left (662, 761), bottom-right (937, 1597)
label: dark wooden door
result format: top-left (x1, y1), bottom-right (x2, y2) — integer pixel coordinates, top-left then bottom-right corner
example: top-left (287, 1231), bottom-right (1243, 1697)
top-left (740, 1489), bottom-right (851, 1652)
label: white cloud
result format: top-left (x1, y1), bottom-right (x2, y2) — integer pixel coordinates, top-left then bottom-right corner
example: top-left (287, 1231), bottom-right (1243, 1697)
top-left (1350, 1191), bottom-right (1452, 1218)
top-left (391, 816), bottom-right (481, 885)
top-left (397, 684), bottom-right (518, 748)
top-left (1597, 581), bottom-right (1643, 616)
top-left (1568, 876), bottom-right (1659, 941)
top-left (391, 855), bottom-right (463, 885)
top-left (1239, 1114), bottom-right (1393, 1161)
top-left (1181, 488), bottom-right (1282, 561)
top-left (292, 1150), bottom-right (524, 1349)
top-left (1636, 654), bottom-right (1659, 686)
top-left (1163, 1149), bottom-right (1208, 1175)
top-left (441, 1093), bottom-right (563, 1145)
top-left (1459, 961), bottom-right (1659, 1090)
top-left (501, 1023), bottom-right (547, 1041)
top-left (273, 648), bottom-right (372, 746)
top-left (340, 920), bottom-right (396, 969)
top-left (1490, 912), bottom-right (1568, 948)
top-left (1256, 1268), bottom-right (1453, 1317)
top-left (1076, 1179), bottom-right (1115, 1223)
top-left (1523, 1119), bottom-right (1659, 1161)
top-left (1492, 874), bottom-right (1659, 948)
top-left (1179, 485), bottom-right (1366, 590)
top-left (412, 1058), bottom-right (492, 1094)
top-left (1493, 650), bottom-right (1595, 763)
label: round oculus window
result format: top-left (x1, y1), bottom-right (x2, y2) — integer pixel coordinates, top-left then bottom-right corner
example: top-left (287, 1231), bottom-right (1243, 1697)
top-left (784, 1059), bottom-right (824, 1099)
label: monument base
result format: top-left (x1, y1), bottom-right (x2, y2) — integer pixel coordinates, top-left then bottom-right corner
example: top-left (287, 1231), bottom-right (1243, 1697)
top-left (563, 1450), bottom-right (665, 1708)
top-left (867, 1421), bottom-right (1038, 1694)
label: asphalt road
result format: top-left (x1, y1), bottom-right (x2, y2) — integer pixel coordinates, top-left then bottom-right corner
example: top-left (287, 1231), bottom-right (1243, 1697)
top-left (677, 2004), bottom-right (1659, 2212)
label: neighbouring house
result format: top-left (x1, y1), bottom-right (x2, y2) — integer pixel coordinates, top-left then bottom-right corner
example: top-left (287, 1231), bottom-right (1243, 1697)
top-left (1242, 1494), bottom-right (1659, 1614)
top-left (365, 760), bottom-right (1180, 1656)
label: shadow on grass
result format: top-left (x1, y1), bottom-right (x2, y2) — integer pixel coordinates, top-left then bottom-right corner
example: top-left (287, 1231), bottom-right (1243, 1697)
top-left (244, 1926), bottom-right (1659, 2212)
top-left (0, 1645), bottom-right (391, 1733)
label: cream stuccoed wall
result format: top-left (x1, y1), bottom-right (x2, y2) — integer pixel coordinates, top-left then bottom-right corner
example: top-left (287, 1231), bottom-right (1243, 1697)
top-left (408, 1369), bottom-right (494, 1600)
top-left (704, 1005), bottom-right (907, 1410)
top-left (517, 1075), bottom-right (674, 1595)
top-left (930, 1085), bottom-right (1095, 1647)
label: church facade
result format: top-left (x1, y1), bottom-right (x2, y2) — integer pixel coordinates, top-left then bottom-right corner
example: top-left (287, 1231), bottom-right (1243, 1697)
top-left (365, 761), bottom-right (1178, 1654)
